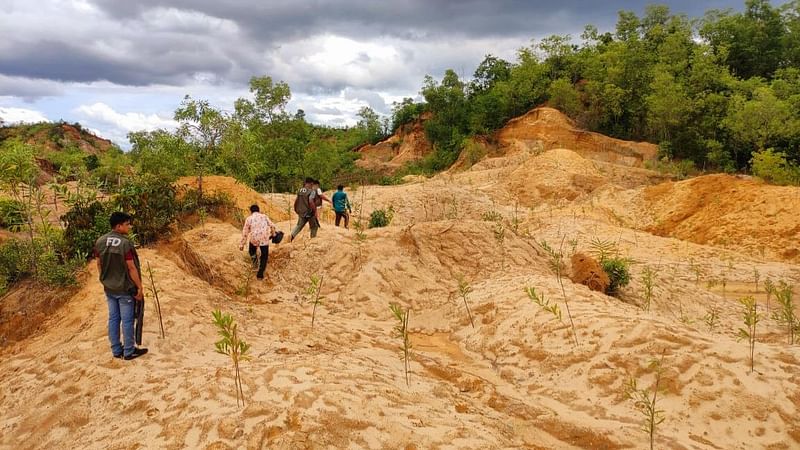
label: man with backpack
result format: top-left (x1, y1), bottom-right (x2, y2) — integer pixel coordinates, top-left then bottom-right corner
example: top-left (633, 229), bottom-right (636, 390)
top-left (290, 177), bottom-right (318, 241)
top-left (312, 179), bottom-right (331, 223)
top-left (332, 185), bottom-right (352, 228)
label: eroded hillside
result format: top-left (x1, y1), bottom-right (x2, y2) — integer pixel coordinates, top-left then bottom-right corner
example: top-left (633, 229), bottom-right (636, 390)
top-left (1, 146), bottom-right (799, 449)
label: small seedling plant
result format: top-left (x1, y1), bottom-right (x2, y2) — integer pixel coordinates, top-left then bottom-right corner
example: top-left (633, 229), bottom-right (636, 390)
top-left (389, 303), bottom-right (412, 386)
top-left (456, 274), bottom-right (475, 328)
top-left (753, 268), bottom-right (760, 296)
top-left (539, 239), bottom-right (578, 346)
top-left (212, 310), bottom-right (251, 407)
top-left (493, 222), bottom-right (506, 269)
top-left (641, 266), bottom-right (657, 312)
top-left (703, 303), bottom-right (721, 332)
top-left (764, 278), bottom-right (775, 314)
top-left (525, 286), bottom-right (562, 323)
top-left (235, 254), bottom-right (255, 297)
top-left (624, 351), bottom-right (667, 450)
top-left (737, 296), bottom-right (760, 373)
top-left (145, 261), bottom-right (166, 338)
top-left (307, 274), bottom-right (325, 328)
top-left (771, 282), bottom-right (798, 344)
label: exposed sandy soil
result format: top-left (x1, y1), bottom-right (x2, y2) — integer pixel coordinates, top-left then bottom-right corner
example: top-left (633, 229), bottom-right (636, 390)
top-left (497, 107), bottom-right (659, 167)
top-left (2, 147), bottom-right (800, 449)
top-left (356, 115), bottom-right (432, 173)
top-left (176, 176), bottom-right (292, 222)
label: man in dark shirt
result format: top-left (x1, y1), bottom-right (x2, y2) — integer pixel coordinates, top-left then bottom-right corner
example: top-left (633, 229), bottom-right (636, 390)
top-left (94, 212), bottom-right (148, 360)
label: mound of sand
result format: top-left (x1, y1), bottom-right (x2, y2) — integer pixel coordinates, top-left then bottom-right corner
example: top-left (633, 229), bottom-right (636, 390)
top-left (356, 116), bottom-right (432, 173)
top-left (590, 173), bottom-right (800, 262)
top-left (498, 107), bottom-right (658, 167)
top-left (505, 148), bottom-right (608, 206)
top-left (176, 176), bottom-right (290, 221)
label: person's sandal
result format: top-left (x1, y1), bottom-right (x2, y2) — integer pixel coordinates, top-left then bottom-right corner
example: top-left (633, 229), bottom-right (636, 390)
top-left (124, 348), bottom-right (149, 360)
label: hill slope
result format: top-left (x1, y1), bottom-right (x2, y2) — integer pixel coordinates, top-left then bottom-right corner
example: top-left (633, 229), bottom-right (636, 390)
top-left (1, 147), bottom-right (799, 449)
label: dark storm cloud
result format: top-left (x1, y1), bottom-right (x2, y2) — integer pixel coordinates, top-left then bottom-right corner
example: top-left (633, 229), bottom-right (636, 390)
top-left (0, 0), bottom-right (744, 94)
top-left (89, 0), bottom-right (741, 41)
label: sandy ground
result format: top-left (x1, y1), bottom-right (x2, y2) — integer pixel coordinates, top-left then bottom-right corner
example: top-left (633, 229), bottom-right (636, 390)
top-left (1, 148), bottom-right (800, 449)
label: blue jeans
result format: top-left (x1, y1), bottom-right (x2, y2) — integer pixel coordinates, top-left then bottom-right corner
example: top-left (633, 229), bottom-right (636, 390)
top-left (106, 293), bottom-right (135, 357)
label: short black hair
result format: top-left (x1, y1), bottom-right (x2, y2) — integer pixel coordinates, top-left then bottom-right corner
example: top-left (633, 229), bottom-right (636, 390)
top-left (250, 204), bottom-right (260, 213)
top-left (313, 179), bottom-right (320, 185)
top-left (304, 177), bottom-right (314, 184)
top-left (110, 211), bottom-right (132, 228)
top-left (337, 185), bottom-right (344, 190)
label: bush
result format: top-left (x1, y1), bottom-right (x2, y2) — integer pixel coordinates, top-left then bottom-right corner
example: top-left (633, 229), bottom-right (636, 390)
top-left (35, 248), bottom-right (82, 287)
top-left (645, 157), bottom-right (697, 180)
top-left (462, 139), bottom-right (487, 168)
top-left (751, 149), bottom-right (800, 186)
top-left (368, 206), bottom-right (394, 228)
top-left (0, 235), bottom-right (81, 288)
top-left (601, 257), bottom-right (632, 294)
top-left (62, 198), bottom-right (112, 259)
top-left (113, 174), bottom-right (178, 244)
top-left (0, 199), bottom-right (25, 228)
top-left (0, 239), bottom-right (36, 284)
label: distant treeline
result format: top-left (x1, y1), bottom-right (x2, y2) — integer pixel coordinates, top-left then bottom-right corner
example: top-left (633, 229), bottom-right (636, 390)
top-left (4, 0), bottom-right (799, 190)
top-left (402, 0), bottom-right (800, 177)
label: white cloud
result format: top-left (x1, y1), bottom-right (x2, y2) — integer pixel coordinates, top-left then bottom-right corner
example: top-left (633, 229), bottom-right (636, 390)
top-left (0, 107), bottom-right (49, 124)
top-left (74, 102), bottom-right (178, 147)
top-left (75, 102), bottom-right (177, 130)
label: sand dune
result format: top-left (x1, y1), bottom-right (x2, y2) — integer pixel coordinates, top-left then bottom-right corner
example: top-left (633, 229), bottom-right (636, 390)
top-left (1, 149), bottom-right (800, 449)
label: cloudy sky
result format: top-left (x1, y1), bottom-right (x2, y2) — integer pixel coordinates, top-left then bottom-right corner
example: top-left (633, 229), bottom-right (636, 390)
top-left (1, 0), bottom-right (745, 147)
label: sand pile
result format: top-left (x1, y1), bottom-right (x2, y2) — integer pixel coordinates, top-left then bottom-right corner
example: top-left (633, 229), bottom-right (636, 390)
top-left (505, 148), bottom-right (607, 205)
top-left (497, 107), bottom-right (659, 167)
top-left (176, 176), bottom-right (290, 221)
top-left (356, 116), bottom-right (432, 173)
top-left (590, 173), bottom-right (800, 263)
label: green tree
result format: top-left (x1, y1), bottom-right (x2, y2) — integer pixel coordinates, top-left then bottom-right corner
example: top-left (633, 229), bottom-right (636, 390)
top-left (174, 95), bottom-right (228, 200)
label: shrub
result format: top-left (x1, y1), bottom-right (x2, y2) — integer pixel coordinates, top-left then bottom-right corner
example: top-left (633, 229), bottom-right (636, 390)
top-left (462, 139), bottom-right (487, 168)
top-left (602, 257), bottom-right (632, 294)
top-left (35, 249), bottom-right (83, 286)
top-left (114, 174), bottom-right (178, 244)
top-left (0, 239), bottom-right (36, 284)
top-left (0, 236), bottom-right (82, 289)
top-left (62, 199), bottom-right (111, 259)
top-left (750, 149), bottom-right (800, 186)
top-left (0, 199), bottom-right (24, 228)
top-left (369, 206), bottom-right (394, 228)
top-left (644, 157), bottom-right (697, 180)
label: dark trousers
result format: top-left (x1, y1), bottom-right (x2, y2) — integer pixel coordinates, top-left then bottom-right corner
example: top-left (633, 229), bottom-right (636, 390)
top-left (335, 211), bottom-right (350, 228)
top-left (248, 244), bottom-right (269, 279)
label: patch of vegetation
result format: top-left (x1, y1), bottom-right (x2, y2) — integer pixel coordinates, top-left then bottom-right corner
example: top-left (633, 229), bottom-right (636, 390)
top-left (589, 238), bottom-right (632, 295)
top-left (750, 149), bottom-right (800, 186)
top-left (0, 199), bottom-right (24, 228)
top-left (368, 205), bottom-right (394, 228)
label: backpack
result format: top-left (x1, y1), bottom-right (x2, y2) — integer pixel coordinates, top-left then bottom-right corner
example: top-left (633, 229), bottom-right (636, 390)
top-left (314, 189), bottom-right (323, 207)
top-left (294, 187), bottom-right (312, 216)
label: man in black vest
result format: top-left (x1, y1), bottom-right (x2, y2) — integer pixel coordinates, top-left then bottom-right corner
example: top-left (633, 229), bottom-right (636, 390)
top-left (94, 212), bottom-right (148, 360)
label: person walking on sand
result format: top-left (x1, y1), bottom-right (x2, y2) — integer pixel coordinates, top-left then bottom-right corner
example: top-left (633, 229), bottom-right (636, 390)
top-left (239, 204), bottom-right (276, 280)
top-left (332, 184), bottom-right (352, 228)
top-left (94, 212), bottom-right (148, 361)
top-left (312, 179), bottom-right (331, 223)
top-left (290, 178), bottom-right (318, 241)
